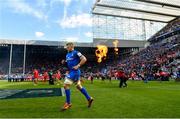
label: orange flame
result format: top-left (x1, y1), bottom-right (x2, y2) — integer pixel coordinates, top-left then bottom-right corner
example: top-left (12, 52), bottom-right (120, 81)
top-left (113, 40), bottom-right (119, 55)
top-left (114, 48), bottom-right (119, 55)
top-left (95, 45), bottom-right (108, 63)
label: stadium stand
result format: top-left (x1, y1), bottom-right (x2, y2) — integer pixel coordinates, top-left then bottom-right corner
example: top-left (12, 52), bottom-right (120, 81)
top-left (116, 18), bottom-right (180, 81)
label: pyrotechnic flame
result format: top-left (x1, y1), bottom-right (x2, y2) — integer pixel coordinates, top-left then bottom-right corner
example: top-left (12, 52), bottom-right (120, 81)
top-left (113, 40), bottom-right (119, 55)
top-left (114, 48), bottom-right (119, 55)
top-left (95, 45), bottom-right (108, 63)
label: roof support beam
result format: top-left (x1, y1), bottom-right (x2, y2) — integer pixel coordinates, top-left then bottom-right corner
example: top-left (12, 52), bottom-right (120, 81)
top-left (134, 0), bottom-right (180, 9)
top-left (92, 0), bottom-right (101, 11)
top-left (96, 3), bottom-right (179, 17)
top-left (92, 12), bottom-right (169, 23)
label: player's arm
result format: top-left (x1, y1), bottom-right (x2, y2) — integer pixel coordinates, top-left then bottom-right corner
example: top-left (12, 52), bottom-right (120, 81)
top-left (78, 55), bottom-right (87, 67)
top-left (73, 52), bottom-right (87, 70)
top-left (61, 59), bottom-right (66, 65)
top-left (61, 59), bottom-right (68, 67)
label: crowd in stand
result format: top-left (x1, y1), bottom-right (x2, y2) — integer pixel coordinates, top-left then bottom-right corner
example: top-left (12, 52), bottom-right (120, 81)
top-left (116, 35), bottom-right (179, 81)
top-left (149, 17), bottom-right (180, 43)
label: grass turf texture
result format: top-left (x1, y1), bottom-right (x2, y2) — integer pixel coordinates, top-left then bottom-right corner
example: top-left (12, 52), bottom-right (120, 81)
top-left (0, 80), bottom-right (180, 118)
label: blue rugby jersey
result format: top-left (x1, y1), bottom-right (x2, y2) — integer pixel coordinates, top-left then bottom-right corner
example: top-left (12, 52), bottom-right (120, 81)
top-left (66, 50), bottom-right (82, 71)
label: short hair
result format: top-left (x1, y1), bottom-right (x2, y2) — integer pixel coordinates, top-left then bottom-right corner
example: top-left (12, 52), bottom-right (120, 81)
top-left (66, 42), bottom-right (74, 46)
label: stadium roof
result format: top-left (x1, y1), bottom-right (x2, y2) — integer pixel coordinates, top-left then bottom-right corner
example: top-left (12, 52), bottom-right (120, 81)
top-left (92, 0), bottom-right (180, 23)
top-left (0, 39), bottom-right (147, 48)
top-left (0, 39), bottom-right (93, 48)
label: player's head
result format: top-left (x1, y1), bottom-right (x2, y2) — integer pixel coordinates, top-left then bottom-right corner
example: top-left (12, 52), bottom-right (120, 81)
top-left (66, 42), bottom-right (74, 52)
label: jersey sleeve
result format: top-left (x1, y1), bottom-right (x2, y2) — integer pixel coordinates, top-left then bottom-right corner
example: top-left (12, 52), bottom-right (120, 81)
top-left (76, 51), bottom-right (83, 58)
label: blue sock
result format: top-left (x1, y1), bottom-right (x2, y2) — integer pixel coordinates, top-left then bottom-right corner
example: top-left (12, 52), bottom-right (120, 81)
top-left (80, 87), bottom-right (91, 100)
top-left (65, 89), bottom-right (71, 104)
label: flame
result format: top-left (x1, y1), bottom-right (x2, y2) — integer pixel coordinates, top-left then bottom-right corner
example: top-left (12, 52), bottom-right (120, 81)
top-left (95, 45), bottom-right (108, 63)
top-left (113, 40), bottom-right (119, 55)
top-left (114, 48), bottom-right (119, 55)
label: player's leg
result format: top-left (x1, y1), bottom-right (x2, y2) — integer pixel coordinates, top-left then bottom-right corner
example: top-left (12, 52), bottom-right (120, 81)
top-left (56, 78), bottom-right (60, 85)
top-left (44, 77), bottom-right (46, 82)
top-left (119, 78), bottom-right (123, 88)
top-left (76, 81), bottom-right (94, 108)
top-left (63, 84), bottom-right (71, 107)
top-left (123, 78), bottom-right (127, 87)
top-left (91, 78), bottom-right (93, 84)
top-left (61, 77), bottom-right (73, 111)
top-left (34, 78), bottom-right (37, 85)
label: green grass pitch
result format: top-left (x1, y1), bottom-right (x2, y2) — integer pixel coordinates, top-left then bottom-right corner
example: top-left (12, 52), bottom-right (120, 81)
top-left (0, 80), bottom-right (180, 118)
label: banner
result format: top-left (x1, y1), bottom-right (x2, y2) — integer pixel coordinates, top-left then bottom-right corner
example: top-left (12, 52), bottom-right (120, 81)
top-left (0, 88), bottom-right (64, 99)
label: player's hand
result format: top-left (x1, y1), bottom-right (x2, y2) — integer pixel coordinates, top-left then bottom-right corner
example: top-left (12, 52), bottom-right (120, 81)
top-left (65, 71), bottom-right (69, 75)
top-left (73, 65), bottom-right (80, 70)
top-left (61, 60), bottom-right (65, 64)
